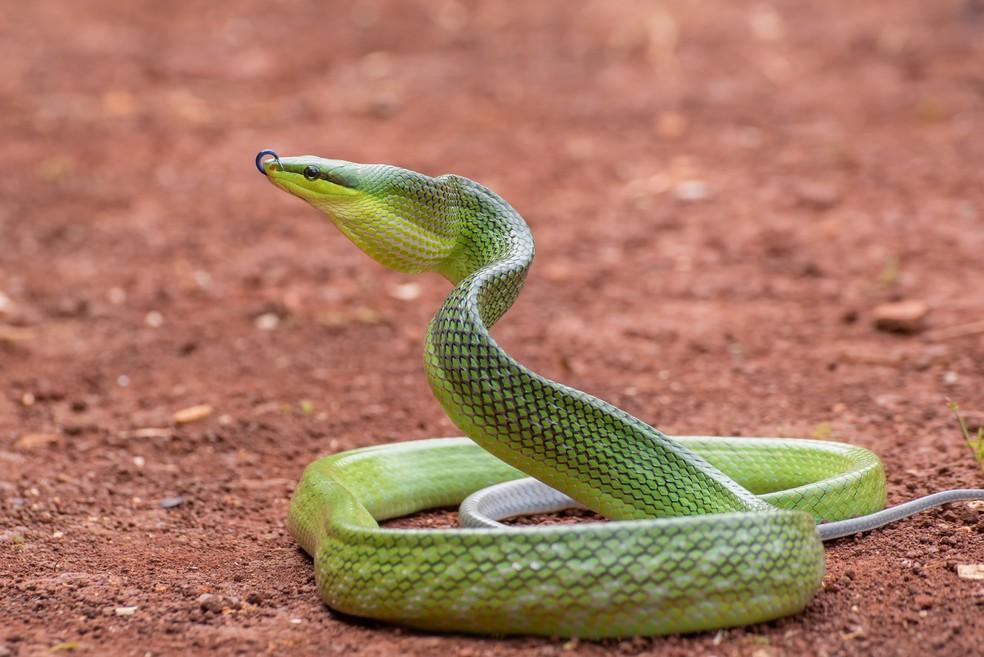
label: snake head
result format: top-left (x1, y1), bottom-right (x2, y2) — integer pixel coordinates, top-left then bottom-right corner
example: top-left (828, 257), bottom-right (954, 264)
top-left (258, 152), bottom-right (361, 202)
top-left (257, 151), bottom-right (459, 275)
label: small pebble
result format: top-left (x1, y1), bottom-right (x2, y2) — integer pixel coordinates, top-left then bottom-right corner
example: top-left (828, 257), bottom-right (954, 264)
top-left (145, 311), bottom-right (164, 328)
top-left (197, 593), bottom-right (223, 613)
top-left (254, 312), bottom-right (280, 330)
top-left (795, 181), bottom-right (841, 210)
top-left (174, 404), bottom-right (213, 424)
top-left (159, 496), bottom-right (185, 509)
top-left (960, 506), bottom-right (979, 524)
top-left (14, 433), bottom-right (59, 449)
top-left (127, 427), bottom-right (171, 439)
top-left (957, 564), bottom-right (984, 580)
top-left (115, 606), bottom-right (138, 616)
top-left (749, 4), bottom-right (783, 41)
top-left (674, 180), bottom-right (710, 201)
top-left (656, 111), bottom-right (687, 138)
top-left (872, 300), bottom-right (929, 334)
top-left (389, 282), bottom-right (421, 301)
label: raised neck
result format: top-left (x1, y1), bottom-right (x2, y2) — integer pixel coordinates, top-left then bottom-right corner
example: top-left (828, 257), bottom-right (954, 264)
top-left (436, 175), bottom-right (535, 287)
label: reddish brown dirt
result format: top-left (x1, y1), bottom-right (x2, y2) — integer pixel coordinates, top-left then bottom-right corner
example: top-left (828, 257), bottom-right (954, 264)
top-left (3, 1), bottom-right (984, 655)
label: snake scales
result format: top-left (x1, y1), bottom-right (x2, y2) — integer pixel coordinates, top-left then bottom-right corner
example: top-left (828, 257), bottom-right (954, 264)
top-left (256, 150), bottom-right (983, 638)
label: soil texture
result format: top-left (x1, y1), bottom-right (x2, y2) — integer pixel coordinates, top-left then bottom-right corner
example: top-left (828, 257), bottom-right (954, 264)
top-left (2, 1), bottom-right (984, 656)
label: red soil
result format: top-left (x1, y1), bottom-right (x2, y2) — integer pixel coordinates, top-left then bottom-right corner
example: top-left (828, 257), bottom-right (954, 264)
top-left (3, 1), bottom-right (984, 655)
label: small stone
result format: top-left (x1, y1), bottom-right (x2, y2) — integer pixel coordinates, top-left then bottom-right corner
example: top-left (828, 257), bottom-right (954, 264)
top-left (875, 393), bottom-right (905, 409)
top-left (145, 311), bottom-right (164, 328)
top-left (197, 593), bottom-right (223, 613)
top-left (49, 296), bottom-right (88, 318)
top-left (254, 312), bottom-right (280, 330)
top-left (960, 506), bottom-right (980, 524)
top-left (913, 594), bottom-right (934, 609)
top-left (14, 433), bottom-right (59, 450)
top-left (656, 111), bottom-right (687, 138)
top-left (840, 626), bottom-right (866, 640)
top-left (795, 181), bottom-right (842, 210)
top-left (125, 427), bottom-right (171, 439)
top-left (0, 325), bottom-right (35, 344)
top-left (674, 180), bottom-right (710, 202)
top-left (872, 300), bottom-right (929, 334)
top-left (193, 270), bottom-right (212, 290)
top-left (173, 404), bottom-right (212, 424)
top-left (159, 496), bottom-right (186, 509)
top-left (51, 642), bottom-right (79, 652)
top-left (749, 4), bottom-right (784, 41)
top-left (114, 606), bottom-right (138, 616)
top-left (957, 564), bottom-right (984, 580)
top-left (389, 282), bottom-right (421, 301)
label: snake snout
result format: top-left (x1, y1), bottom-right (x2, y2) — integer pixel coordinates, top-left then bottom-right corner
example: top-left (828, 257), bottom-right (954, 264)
top-left (256, 149), bottom-right (283, 175)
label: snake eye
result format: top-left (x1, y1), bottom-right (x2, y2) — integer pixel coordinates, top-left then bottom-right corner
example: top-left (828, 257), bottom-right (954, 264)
top-left (303, 165), bottom-right (320, 181)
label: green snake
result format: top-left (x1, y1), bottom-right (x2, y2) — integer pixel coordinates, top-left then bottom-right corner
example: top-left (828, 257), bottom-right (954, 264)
top-left (256, 150), bottom-right (983, 638)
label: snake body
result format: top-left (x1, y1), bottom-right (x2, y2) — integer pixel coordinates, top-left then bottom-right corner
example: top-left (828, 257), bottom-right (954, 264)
top-left (257, 151), bottom-right (981, 638)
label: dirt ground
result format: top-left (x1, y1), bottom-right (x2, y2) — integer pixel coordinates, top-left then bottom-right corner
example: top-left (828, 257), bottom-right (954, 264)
top-left (2, 1), bottom-right (984, 655)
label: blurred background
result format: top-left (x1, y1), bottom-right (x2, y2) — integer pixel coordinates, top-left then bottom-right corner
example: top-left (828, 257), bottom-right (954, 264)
top-left (2, 1), bottom-right (984, 655)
